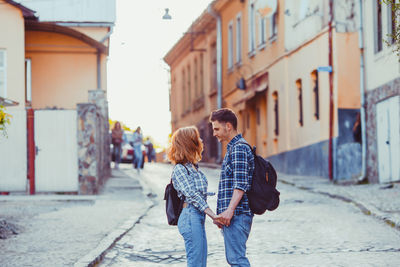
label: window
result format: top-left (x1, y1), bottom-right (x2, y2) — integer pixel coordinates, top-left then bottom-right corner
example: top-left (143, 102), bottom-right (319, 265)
top-left (249, 2), bottom-right (256, 54)
top-left (259, 16), bottom-right (266, 46)
top-left (228, 22), bottom-right (234, 69)
top-left (0, 50), bottom-right (6, 98)
top-left (296, 79), bottom-right (303, 126)
top-left (200, 53), bottom-right (204, 96)
top-left (25, 58), bottom-right (32, 104)
top-left (272, 91), bottom-right (279, 136)
top-left (311, 70), bottom-right (320, 120)
top-left (182, 69), bottom-right (186, 113)
top-left (374, 0), bottom-right (383, 53)
top-left (194, 58), bottom-right (198, 98)
top-left (269, 12), bottom-right (278, 40)
top-left (236, 14), bottom-right (242, 63)
top-left (387, 0), bottom-right (396, 44)
top-left (187, 65), bottom-right (191, 110)
top-left (210, 43), bottom-right (217, 91)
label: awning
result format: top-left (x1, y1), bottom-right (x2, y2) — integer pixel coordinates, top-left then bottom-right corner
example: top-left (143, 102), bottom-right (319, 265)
top-left (256, 0), bottom-right (278, 18)
top-left (233, 73), bottom-right (268, 111)
top-left (0, 96), bottom-right (19, 107)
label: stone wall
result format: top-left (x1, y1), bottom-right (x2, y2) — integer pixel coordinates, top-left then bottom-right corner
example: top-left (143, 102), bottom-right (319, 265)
top-left (365, 78), bottom-right (400, 183)
top-left (77, 90), bottom-right (110, 194)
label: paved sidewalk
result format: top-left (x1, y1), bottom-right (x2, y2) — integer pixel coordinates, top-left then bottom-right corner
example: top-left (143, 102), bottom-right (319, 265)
top-left (278, 173), bottom-right (400, 231)
top-left (200, 162), bottom-right (400, 231)
top-left (0, 167), bottom-right (153, 267)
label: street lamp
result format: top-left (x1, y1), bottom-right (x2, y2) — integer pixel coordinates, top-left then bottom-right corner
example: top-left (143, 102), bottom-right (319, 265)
top-left (162, 8), bottom-right (172, 20)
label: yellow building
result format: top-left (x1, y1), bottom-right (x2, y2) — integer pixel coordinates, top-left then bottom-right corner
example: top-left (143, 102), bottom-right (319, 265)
top-left (0, 0), bottom-right (114, 194)
top-left (167, 0), bottom-right (363, 180)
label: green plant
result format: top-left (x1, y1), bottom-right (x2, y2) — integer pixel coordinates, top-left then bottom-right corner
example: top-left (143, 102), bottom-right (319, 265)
top-left (382, 0), bottom-right (400, 61)
top-left (0, 105), bottom-right (12, 136)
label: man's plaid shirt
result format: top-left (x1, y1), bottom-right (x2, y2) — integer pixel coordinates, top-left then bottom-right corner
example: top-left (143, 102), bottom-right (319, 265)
top-left (217, 134), bottom-right (254, 216)
top-left (172, 163), bottom-right (209, 212)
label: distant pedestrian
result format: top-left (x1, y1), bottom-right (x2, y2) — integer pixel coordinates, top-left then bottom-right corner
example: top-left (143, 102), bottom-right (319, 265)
top-left (145, 137), bottom-right (154, 163)
top-left (111, 121), bottom-right (124, 169)
top-left (132, 127), bottom-right (143, 173)
top-left (210, 108), bottom-right (255, 267)
top-left (168, 126), bottom-right (220, 267)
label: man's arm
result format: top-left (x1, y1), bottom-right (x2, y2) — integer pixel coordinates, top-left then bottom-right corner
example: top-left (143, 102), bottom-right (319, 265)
top-left (218, 189), bottom-right (244, 226)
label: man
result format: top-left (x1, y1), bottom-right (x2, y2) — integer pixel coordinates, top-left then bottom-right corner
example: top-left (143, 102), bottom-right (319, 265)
top-left (210, 108), bottom-right (255, 266)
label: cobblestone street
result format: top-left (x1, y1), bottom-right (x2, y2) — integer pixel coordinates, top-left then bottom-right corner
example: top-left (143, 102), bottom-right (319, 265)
top-left (99, 163), bottom-right (400, 267)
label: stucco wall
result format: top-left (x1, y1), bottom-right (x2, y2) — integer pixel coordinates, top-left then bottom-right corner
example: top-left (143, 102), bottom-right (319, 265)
top-left (25, 31), bottom-right (100, 109)
top-left (0, 1), bottom-right (26, 107)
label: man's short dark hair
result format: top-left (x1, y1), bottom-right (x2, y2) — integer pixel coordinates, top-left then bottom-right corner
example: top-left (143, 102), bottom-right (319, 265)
top-left (210, 108), bottom-right (238, 130)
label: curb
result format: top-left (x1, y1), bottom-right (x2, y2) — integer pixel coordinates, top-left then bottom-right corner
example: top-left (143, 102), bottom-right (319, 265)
top-left (74, 169), bottom-right (158, 267)
top-left (280, 179), bottom-right (400, 232)
top-left (73, 202), bottom-right (155, 267)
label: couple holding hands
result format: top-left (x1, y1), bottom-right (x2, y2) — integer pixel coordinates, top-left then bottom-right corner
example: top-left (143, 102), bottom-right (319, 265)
top-left (168, 108), bottom-right (255, 267)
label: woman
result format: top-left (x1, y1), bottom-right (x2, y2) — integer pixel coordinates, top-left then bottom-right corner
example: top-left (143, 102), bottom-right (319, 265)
top-left (168, 126), bottom-right (218, 267)
top-left (111, 121), bottom-right (124, 169)
top-left (132, 126), bottom-right (143, 173)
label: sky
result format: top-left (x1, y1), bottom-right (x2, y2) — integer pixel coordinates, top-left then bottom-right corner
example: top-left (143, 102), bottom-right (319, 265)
top-left (107, 0), bottom-right (214, 148)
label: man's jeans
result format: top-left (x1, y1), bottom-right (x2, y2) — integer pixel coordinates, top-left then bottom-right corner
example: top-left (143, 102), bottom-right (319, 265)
top-left (222, 214), bottom-right (253, 266)
top-left (178, 204), bottom-right (207, 267)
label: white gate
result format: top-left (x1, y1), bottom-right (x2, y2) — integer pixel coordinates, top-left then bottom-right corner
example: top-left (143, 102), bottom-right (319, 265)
top-left (35, 110), bottom-right (78, 192)
top-left (377, 95), bottom-right (400, 183)
top-left (0, 109), bottom-right (27, 191)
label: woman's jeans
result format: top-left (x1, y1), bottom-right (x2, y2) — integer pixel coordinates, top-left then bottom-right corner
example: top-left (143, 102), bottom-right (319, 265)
top-left (113, 144), bottom-right (122, 164)
top-left (222, 214), bottom-right (253, 267)
top-left (178, 204), bottom-right (207, 267)
top-left (133, 145), bottom-right (142, 169)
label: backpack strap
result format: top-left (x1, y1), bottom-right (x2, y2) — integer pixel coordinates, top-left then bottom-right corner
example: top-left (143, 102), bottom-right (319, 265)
top-left (228, 141), bottom-right (255, 157)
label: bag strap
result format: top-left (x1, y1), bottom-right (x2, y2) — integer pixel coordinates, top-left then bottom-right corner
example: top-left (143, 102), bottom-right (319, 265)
top-left (228, 141), bottom-right (255, 158)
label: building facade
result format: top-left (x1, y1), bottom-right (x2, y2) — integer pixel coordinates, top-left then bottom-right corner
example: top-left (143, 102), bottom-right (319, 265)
top-left (0, 0), bottom-right (115, 194)
top-left (164, 10), bottom-right (219, 163)
top-left (363, 0), bottom-right (400, 183)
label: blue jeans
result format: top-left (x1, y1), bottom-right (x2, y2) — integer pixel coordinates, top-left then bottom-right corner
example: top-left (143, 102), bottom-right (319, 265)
top-left (178, 204), bottom-right (207, 267)
top-left (222, 214), bottom-right (253, 266)
top-left (113, 144), bottom-right (122, 164)
top-left (133, 145), bottom-right (142, 169)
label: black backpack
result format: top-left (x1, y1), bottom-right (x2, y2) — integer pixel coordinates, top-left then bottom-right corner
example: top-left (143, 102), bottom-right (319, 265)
top-left (164, 164), bottom-right (189, 225)
top-left (234, 142), bottom-right (280, 215)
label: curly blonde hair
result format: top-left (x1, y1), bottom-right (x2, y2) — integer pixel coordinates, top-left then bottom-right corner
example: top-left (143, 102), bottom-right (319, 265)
top-left (168, 126), bottom-right (203, 165)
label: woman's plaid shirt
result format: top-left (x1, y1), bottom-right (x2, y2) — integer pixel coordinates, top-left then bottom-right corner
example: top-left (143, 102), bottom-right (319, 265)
top-left (172, 163), bottom-right (209, 212)
top-left (217, 134), bottom-right (254, 216)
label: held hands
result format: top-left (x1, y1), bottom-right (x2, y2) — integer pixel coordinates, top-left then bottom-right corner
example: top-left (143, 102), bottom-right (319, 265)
top-left (212, 209), bottom-right (234, 227)
top-left (204, 207), bottom-right (233, 228)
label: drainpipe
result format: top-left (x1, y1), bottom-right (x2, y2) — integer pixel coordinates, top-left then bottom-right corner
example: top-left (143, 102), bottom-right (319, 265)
top-left (27, 108), bottom-right (35, 195)
top-left (97, 49), bottom-right (101, 90)
top-left (208, 4), bottom-right (222, 161)
top-left (358, 0), bottom-right (367, 182)
top-left (328, 0), bottom-right (334, 181)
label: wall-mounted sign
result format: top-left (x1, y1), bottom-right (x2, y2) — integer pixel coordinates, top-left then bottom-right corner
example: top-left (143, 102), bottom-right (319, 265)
top-left (317, 66), bottom-right (332, 72)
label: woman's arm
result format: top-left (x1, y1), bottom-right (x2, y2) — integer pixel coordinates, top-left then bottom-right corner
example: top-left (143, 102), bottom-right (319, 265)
top-left (172, 165), bottom-right (209, 212)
